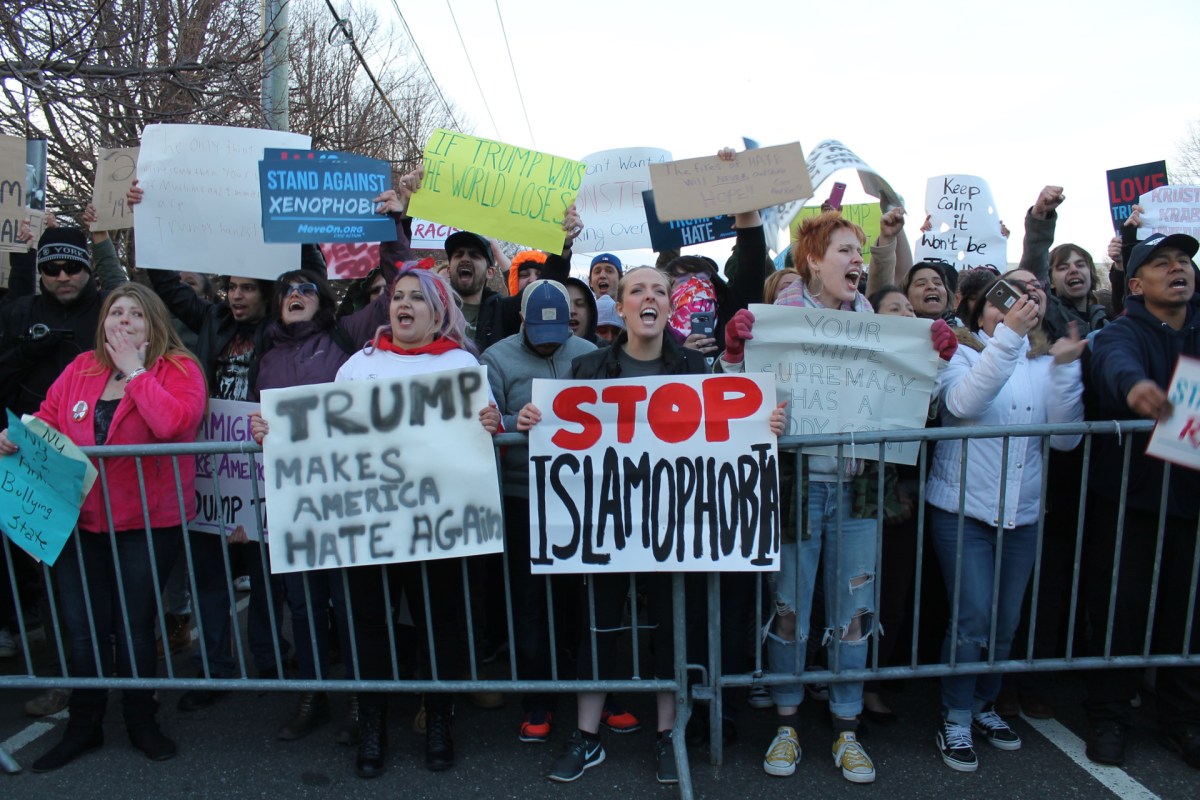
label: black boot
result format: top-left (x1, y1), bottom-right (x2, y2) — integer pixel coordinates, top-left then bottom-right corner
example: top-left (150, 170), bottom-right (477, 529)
top-left (32, 690), bottom-right (106, 772)
top-left (355, 705), bottom-right (387, 779)
top-left (125, 691), bottom-right (177, 762)
top-left (278, 692), bottom-right (330, 741)
top-left (425, 705), bottom-right (455, 771)
top-left (336, 693), bottom-right (361, 746)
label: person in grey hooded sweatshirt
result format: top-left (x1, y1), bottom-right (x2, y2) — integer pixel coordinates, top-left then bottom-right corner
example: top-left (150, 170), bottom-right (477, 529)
top-left (480, 280), bottom-right (595, 744)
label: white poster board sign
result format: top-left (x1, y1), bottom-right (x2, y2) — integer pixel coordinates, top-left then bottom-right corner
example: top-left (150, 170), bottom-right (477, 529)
top-left (1146, 356), bottom-right (1200, 470)
top-left (574, 147), bottom-right (670, 253)
top-left (192, 399), bottom-right (265, 541)
top-left (261, 368), bottom-right (503, 574)
top-left (914, 175), bottom-right (1007, 271)
top-left (743, 304), bottom-right (938, 464)
top-left (90, 146), bottom-right (139, 231)
top-left (410, 218), bottom-right (462, 250)
top-left (135, 124), bottom-right (310, 279)
top-left (1137, 185), bottom-right (1200, 240)
top-left (527, 374), bottom-right (781, 573)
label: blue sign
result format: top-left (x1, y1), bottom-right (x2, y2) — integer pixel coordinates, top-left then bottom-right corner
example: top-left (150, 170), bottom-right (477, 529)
top-left (0, 411), bottom-right (86, 566)
top-left (259, 149), bottom-right (397, 243)
top-left (1106, 160), bottom-right (1167, 233)
top-left (642, 190), bottom-right (736, 252)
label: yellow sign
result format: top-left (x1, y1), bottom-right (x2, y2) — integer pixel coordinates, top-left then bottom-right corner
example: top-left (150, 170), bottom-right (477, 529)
top-left (790, 203), bottom-right (883, 262)
top-left (408, 129), bottom-right (585, 253)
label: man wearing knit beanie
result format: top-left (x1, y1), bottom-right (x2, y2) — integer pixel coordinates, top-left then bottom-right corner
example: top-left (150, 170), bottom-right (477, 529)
top-left (35, 227), bottom-right (93, 304)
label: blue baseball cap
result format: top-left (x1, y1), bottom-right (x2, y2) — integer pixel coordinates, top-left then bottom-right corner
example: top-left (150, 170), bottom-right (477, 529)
top-left (520, 280), bottom-right (571, 346)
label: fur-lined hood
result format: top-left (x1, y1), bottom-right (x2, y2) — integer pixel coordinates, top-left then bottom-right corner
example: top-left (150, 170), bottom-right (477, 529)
top-left (954, 324), bottom-right (1051, 358)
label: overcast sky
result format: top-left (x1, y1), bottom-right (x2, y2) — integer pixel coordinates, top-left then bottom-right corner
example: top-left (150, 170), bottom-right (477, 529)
top-left (360, 0), bottom-right (1199, 269)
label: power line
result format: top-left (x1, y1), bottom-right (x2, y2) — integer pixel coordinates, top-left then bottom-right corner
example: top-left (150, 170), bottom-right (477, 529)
top-left (492, 0), bottom-right (535, 148)
top-left (322, 0), bottom-right (421, 155)
top-left (444, 0), bottom-right (502, 140)
top-left (386, 0), bottom-right (461, 131)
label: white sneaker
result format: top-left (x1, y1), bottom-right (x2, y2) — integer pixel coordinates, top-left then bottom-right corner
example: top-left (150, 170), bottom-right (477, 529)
top-left (763, 725), bottom-right (801, 776)
top-left (233, 575), bottom-right (251, 593)
top-left (833, 731), bottom-right (875, 783)
top-left (0, 628), bottom-right (18, 658)
top-left (748, 685), bottom-right (774, 709)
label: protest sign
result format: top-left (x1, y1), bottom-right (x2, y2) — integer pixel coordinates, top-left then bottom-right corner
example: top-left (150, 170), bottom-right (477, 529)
top-left (791, 203), bottom-right (883, 263)
top-left (743, 304), bottom-right (938, 465)
top-left (0, 134), bottom-right (26, 253)
top-left (1107, 160), bottom-right (1167, 233)
top-left (21, 414), bottom-right (98, 503)
top-left (527, 374), bottom-right (780, 574)
top-left (1137, 185), bottom-right (1200, 240)
top-left (648, 143), bottom-right (812, 222)
top-left (1147, 356), bottom-right (1200, 470)
top-left (411, 218), bottom-right (462, 250)
top-left (574, 147), bottom-right (669, 252)
top-left (408, 129), bottom-right (585, 253)
top-left (261, 367), bottom-right (503, 574)
top-left (914, 175), bottom-right (1007, 272)
top-left (321, 241), bottom-right (380, 279)
top-left (258, 149), bottom-right (396, 243)
top-left (134, 124), bottom-right (310, 280)
top-left (25, 140), bottom-right (46, 212)
top-left (90, 146), bottom-right (140, 231)
top-left (0, 411), bottom-right (86, 566)
top-left (642, 189), bottom-right (736, 251)
top-left (192, 399), bottom-right (265, 541)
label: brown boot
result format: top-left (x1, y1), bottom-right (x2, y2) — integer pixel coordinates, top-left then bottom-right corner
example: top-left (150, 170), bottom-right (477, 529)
top-left (277, 692), bottom-right (330, 740)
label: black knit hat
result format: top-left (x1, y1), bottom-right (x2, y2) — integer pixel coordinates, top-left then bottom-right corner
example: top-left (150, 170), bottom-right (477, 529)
top-left (36, 227), bottom-right (90, 271)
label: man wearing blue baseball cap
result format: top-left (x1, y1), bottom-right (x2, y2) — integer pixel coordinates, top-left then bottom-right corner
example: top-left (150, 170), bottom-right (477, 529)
top-left (1082, 231), bottom-right (1200, 770)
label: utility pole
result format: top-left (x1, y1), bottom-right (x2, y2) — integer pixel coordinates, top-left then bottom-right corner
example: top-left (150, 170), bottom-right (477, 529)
top-left (261, 0), bottom-right (289, 130)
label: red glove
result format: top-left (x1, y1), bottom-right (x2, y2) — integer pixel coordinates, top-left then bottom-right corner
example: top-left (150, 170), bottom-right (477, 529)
top-left (930, 318), bottom-right (957, 361)
top-left (723, 309), bottom-right (755, 363)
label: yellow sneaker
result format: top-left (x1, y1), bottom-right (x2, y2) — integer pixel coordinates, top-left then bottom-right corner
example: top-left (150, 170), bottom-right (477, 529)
top-left (763, 725), bottom-right (801, 776)
top-left (833, 731), bottom-right (875, 783)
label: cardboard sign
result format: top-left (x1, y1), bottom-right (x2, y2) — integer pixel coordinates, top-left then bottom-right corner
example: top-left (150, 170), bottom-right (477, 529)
top-left (0, 412), bottom-right (86, 566)
top-left (642, 189), bottom-right (736, 251)
top-left (914, 175), bottom-right (1007, 272)
top-left (743, 304), bottom-right (938, 465)
top-left (1147, 356), bottom-right (1200, 470)
top-left (0, 134), bottom-right (26, 253)
top-left (134, 124), bottom-right (310, 279)
top-left (408, 129), bottom-right (585, 253)
top-left (192, 400), bottom-right (266, 541)
top-left (527, 374), bottom-right (781, 573)
top-left (411, 218), bottom-right (462, 250)
top-left (259, 149), bottom-right (396, 243)
top-left (648, 143), bottom-right (812, 222)
top-left (261, 368), bottom-right (503, 574)
top-left (1137, 185), bottom-right (1200, 240)
top-left (791, 203), bottom-right (883, 262)
top-left (91, 146), bottom-right (140, 231)
top-left (574, 147), bottom-right (669, 252)
top-left (1107, 160), bottom-right (1167, 233)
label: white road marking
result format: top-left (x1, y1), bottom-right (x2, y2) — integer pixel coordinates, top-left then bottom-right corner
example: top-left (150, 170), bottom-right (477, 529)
top-left (1022, 714), bottom-right (1161, 800)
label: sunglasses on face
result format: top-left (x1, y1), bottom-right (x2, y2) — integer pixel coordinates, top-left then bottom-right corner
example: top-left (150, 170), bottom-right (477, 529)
top-left (285, 282), bottom-right (319, 298)
top-left (39, 262), bottom-right (86, 278)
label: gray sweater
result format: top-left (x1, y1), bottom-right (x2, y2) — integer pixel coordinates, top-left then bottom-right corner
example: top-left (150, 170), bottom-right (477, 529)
top-left (481, 331), bottom-right (596, 497)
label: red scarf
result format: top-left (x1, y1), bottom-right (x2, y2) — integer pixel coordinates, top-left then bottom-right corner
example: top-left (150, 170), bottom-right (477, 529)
top-left (374, 333), bottom-right (461, 357)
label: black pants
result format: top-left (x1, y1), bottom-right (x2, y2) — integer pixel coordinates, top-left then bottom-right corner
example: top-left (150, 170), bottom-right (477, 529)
top-left (1082, 497), bottom-right (1200, 728)
top-left (347, 557), bottom-right (468, 715)
top-left (578, 572), bottom-right (674, 682)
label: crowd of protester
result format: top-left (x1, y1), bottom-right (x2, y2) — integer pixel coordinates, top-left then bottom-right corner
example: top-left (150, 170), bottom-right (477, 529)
top-left (0, 148), bottom-right (1197, 788)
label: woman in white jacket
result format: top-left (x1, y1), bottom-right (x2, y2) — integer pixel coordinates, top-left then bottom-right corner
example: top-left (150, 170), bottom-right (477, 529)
top-left (927, 277), bottom-right (1084, 773)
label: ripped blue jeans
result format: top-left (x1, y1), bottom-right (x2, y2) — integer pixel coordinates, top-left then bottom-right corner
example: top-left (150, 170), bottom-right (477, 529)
top-left (766, 480), bottom-right (877, 718)
top-left (928, 507), bottom-right (1038, 726)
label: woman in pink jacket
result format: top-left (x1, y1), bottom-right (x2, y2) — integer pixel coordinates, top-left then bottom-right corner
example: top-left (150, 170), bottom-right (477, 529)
top-left (0, 283), bottom-right (207, 772)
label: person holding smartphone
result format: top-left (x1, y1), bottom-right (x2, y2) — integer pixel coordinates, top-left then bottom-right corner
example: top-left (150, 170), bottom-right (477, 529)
top-left (925, 277), bottom-right (1084, 773)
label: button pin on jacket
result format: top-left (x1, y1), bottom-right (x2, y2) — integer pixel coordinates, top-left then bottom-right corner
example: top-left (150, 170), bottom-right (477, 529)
top-left (72, 401), bottom-right (88, 422)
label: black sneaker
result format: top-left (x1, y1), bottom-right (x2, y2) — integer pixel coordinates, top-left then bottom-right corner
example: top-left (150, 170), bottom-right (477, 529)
top-left (656, 732), bottom-right (679, 784)
top-left (1158, 726), bottom-right (1200, 770)
top-left (937, 719), bottom-right (978, 772)
top-left (1086, 722), bottom-right (1126, 766)
top-left (425, 710), bottom-right (455, 771)
top-left (972, 706), bottom-right (1022, 750)
top-left (547, 729), bottom-right (605, 782)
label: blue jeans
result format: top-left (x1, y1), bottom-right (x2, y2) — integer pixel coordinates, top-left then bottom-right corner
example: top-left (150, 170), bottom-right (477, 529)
top-left (767, 481), bottom-right (877, 718)
top-left (56, 527), bottom-right (180, 722)
top-left (928, 507), bottom-right (1038, 726)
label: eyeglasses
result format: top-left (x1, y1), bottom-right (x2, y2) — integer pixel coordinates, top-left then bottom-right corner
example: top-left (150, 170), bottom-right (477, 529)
top-left (285, 282), bottom-right (319, 298)
top-left (39, 262), bottom-right (87, 278)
